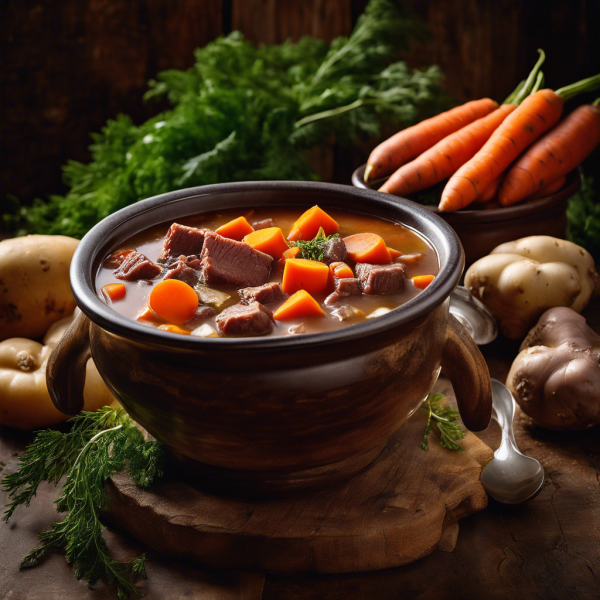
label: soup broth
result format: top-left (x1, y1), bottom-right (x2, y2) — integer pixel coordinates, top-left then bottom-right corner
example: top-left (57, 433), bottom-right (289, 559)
top-left (95, 206), bottom-right (439, 337)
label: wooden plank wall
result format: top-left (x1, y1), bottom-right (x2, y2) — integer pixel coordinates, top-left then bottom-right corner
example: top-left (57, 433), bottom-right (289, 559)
top-left (1, 0), bottom-right (597, 205)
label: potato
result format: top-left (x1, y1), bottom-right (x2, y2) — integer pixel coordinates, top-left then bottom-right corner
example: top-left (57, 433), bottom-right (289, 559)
top-left (0, 235), bottom-right (79, 341)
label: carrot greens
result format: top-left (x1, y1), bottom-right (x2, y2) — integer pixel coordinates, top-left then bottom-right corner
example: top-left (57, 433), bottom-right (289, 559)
top-left (6, 0), bottom-right (451, 239)
top-left (2, 407), bottom-right (165, 599)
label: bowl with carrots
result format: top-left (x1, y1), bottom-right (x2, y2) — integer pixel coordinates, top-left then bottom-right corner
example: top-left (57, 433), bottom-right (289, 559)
top-left (353, 50), bottom-right (599, 264)
top-left (47, 180), bottom-right (492, 497)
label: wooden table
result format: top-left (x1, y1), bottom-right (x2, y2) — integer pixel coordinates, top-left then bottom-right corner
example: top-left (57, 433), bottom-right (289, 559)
top-left (2, 303), bottom-right (600, 600)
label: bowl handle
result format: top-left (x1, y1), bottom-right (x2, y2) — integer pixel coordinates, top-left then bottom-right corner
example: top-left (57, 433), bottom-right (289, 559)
top-left (46, 310), bottom-right (91, 415)
top-left (441, 314), bottom-right (492, 431)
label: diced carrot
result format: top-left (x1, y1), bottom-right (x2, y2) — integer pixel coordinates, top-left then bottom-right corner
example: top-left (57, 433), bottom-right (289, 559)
top-left (157, 323), bottom-right (191, 335)
top-left (243, 227), bottom-right (289, 259)
top-left (216, 216), bottom-right (255, 241)
top-left (274, 246), bottom-right (301, 274)
top-left (412, 275), bottom-right (435, 289)
top-left (330, 262), bottom-right (354, 279)
top-left (387, 247), bottom-right (402, 260)
top-left (101, 283), bottom-right (126, 303)
top-left (148, 279), bottom-right (199, 324)
top-left (343, 233), bottom-right (392, 264)
top-left (136, 307), bottom-right (163, 323)
top-left (287, 206), bottom-right (339, 242)
top-left (273, 290), bottom-right (325, 320)
top-left (281, 258), bottom-right (330, 295)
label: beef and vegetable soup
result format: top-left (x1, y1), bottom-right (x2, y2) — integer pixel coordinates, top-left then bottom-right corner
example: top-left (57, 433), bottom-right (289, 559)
top-left (95, 205), bottom-right (439, 337)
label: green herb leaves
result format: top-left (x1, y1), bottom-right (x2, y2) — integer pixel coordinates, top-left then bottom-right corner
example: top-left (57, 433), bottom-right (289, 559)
top-left (2, 407), bottom-right (164, 599)
top-left (420, 393), bottom-right (467, 452)
top-left (294, 227), bottom-right (339, 261)
top-left (7, 0), bottom-right (451, 239)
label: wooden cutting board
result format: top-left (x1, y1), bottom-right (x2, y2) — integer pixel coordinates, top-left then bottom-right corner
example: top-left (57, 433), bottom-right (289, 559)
top-left (105, 402), bottom-right (493, 574)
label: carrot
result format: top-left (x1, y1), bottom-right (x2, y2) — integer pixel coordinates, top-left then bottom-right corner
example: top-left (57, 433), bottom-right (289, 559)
top-left (101, 283), bottom-right (126, 303)
top-left (329, 262), bottom-right (354, 279)
top-left (136, 307), bottom-right (163, 323)
top-left (531, 175), bottom-right (566, 199)
top-left (478, 174), bottom-right (502, 203)
top-left (379, 104), bottom-right (517, 196)
top-left (287, 206), bottom-right (339, 242)
top-left (498, 101), bottom-right (600, 206)
top-left (439, 71), bottom-right (600, 212)
top-left (274, 246), bottom-right (301, 274)
top-left (243, 227), bottom-right (289, 259)
top-left (273, 290), bottom-right (325, 320)
top-left (148, 279), bottom-right (199, 324)
top-left (365, 98), bottom-right (498, 183)
top-left (387, 247), bottom-right (402, 260)
top-left (216, 216), bottom-right (254, 241)
top-left (343, 233), bottom-right (391, 264)
top-left (412, 275), bottom-right (435, 289)
top-left (281, 258), bottom-right (330, 295)
top-left (157, 324), bottom-right (191, 335)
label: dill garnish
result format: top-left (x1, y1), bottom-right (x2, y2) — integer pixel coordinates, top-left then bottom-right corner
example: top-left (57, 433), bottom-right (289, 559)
top-left (420, 393), bottom-right (467, 452)
top-left (294, 227), bottom-right (339, 261)
top-left (2, 407), bottom-right (164, 599)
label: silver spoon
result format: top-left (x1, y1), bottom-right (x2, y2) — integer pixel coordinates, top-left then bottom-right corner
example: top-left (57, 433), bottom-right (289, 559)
top-left (449, 286), bottom-right (498, 345)
top-left (480, 379), bottom-right (545, 504)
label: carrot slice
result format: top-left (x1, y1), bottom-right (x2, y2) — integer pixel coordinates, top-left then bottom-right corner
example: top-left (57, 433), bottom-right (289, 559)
top-left (274, 246), bottom-right (301, 274)
top-left (136, 307), bottom-right (163, 323)
top-left (273, 290), bottom-right (325, 320)
top-left (387, 247), bottom-right (402, 260)
top-left (101, 283), bottom-right (126, 303)
top-left (243, 227), bottom-right (289, 259)
top-left (149, 279), bottom-right (199, 324)
top-left (157, 323), bottom-right (191, 335)
top-left (216, 216), bottom-right (255, 241)
top-left (287, 206), bottom-right (339, 242)
top-left (343, 233), bottom-right (391, 264)
top-left (281, 258), bottom-right (330, 295)
top-left (330, 262), bottom-right (354, 279)
top-left (412, 275), bottom-right (435, 289)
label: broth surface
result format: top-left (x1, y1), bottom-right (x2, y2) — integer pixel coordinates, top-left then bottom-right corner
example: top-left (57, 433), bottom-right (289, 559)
top-left (95, 206), bottom-right (439, 336)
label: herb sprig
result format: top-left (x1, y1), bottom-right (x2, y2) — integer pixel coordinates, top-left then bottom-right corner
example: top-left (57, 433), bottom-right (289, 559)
top-left (420, 393), bottom-right (467, 452)
top-left (2, 407), bottom-right (165, 599)
top-left (294, 227), bottom-right (339, 261)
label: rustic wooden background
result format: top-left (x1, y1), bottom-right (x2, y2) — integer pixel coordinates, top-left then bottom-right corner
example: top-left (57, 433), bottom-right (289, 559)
top-left (1, 0), bottom-right (598, 205)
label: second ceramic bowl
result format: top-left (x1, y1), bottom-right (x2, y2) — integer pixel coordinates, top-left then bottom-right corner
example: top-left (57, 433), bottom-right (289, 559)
top-left (352, 165), bottom-right (580, 266)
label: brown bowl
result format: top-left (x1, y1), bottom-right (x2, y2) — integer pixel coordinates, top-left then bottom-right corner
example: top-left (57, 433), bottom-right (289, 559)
top-left (352, 165), bottom-right (581, 266)
top-left (47, 181), bottom-right (492, 497)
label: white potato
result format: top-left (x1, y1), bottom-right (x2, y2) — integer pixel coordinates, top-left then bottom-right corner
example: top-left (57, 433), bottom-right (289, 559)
top-left (0, 235), bottom-right (79, 341)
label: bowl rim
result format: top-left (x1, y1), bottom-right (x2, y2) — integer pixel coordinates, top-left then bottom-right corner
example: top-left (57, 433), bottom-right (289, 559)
top-left (70, 180), bottom-right (464, 352)
top-left (351, 164), bottom-right (580, 224)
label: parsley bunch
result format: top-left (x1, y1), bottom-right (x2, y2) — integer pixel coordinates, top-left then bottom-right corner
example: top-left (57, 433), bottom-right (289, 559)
top-left (567, 169), bottom-right (600, 263)
top-left (2, 407), bottom-right (165, 599)
top-left (420, 393), bottom-right (467, 452)
top-left (6, 0), bottom-right (452, 238)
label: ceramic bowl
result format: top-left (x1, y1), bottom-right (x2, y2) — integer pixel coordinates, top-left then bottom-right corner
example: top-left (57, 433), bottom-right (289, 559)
top-left (47, 181), bottom-right (492, 497)
top-left (352, 165), bottom-right (580, 266)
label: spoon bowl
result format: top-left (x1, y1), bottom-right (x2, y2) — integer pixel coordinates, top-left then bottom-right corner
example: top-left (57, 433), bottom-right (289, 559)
top-left (480, 379), bottom-right (545, 504)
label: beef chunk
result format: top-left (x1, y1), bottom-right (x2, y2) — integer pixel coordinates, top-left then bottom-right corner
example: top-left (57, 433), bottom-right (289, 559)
top-left (356, 263), bottom-right (405, 295)
top-left (114, 251), bottom-right (162, 281)
top-left (398, 253), bottom-right (423, 267)
top-left (322, 238), bottom-right (347, 265)
top-left (324, 277), bottom-right (361, 305)
top-left (103, 249), bottom-right (135, 269)
top-left (216, 302), bottom-right (275, 336)
top-left (158, 223), bottom-right (207, 263)
top-left (239, 282), bottom-right (283, 305)
top-left (192, 305), bottom-right (217, 321)
top-left (252, 218), bottom-right (274, 230)
top-left (162, 255), bottom-right (202, 287)
top-left (200, 231), bottom-right (272, 288)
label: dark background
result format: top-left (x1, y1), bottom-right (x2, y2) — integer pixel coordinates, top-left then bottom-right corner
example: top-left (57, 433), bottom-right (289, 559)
top-left (1, 0), bottom-right (598, 205)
